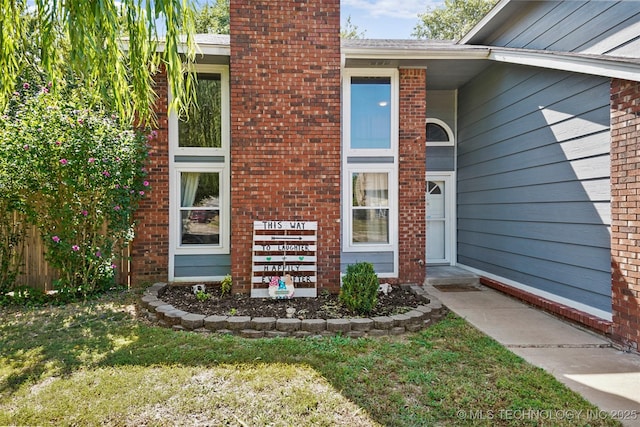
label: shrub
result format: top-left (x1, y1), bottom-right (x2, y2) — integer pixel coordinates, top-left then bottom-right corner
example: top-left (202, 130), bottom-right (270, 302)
top-left (0, 82), bottom-right (151, 297)
top-left (339, 262), bottom-right (379, 314)
top-left (220, 274), bottom-right (232, 297)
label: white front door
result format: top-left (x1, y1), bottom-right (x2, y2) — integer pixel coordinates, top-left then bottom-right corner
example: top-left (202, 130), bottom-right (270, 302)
top-left (426, 174), bottom-right (454, 265)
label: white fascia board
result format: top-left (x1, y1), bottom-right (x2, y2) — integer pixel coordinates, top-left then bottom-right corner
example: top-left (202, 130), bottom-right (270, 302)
top-left (155, 41), bottom-right (230, 57)
top-left (490, 48), bottom-right (640, 82)
top-left (459, 0), bottom-right (513, 45)
top-left (342, 47), bottom-right (490, 61)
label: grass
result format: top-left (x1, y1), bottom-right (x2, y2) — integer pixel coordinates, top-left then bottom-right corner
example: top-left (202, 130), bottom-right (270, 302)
top-left (0, 290), bottom-right (621, 426)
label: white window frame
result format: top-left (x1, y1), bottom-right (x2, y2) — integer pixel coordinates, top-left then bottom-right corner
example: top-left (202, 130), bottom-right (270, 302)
top-left (170, 163), bottom-right (230, 256)
top-left (169, 65), bottom-right (230, 156)
top-left (168, 64), bottom-right (231, 282)
top-left (425, 118), bottom-right (455, 147)
top-left (343, 68), bottom-right (399, 158)
top-left (343, 164), bottom-right (398, 254)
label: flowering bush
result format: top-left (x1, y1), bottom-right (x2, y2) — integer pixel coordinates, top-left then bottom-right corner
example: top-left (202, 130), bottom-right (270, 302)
top-left (0, 82), bottom-right (151, 296)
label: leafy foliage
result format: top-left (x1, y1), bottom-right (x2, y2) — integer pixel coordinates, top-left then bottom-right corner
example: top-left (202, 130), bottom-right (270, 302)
top-left (220, 274), bottom-right (233, 297)
top-left (194, 0), bottom-right (230, 34)
top-left (0, 0), bottom-right (197, 125)
top-left (339, 262), bottom-right (379, 314)
top-left (412, 0), bottom-right (498, 41)
top-left (0, 82), bottom-right (150, 297)
top-left (341, 16), bottom-right (366, 39)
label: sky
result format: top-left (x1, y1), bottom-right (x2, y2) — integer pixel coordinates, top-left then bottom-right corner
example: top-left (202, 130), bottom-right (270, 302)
top-left (341, 0), bottom-right (445, 39)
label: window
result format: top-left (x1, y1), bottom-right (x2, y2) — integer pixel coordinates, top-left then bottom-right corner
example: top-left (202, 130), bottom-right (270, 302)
top-left (344, 70), bottom-right (398, 157)
top-left (350, 77), bottom-right (391, 150)
top-left (179, 74), bottom-right (222, 148)
top-left (170, 64), bottom-right (230, 264)
top-left (425, 118), bottom-right (454, 146)
top-left (343, 69), bottom-right (398, 258)
top-left (352, 172), bottom-right (389, 244)
top-left (180, 172), bottom-right (221, 245)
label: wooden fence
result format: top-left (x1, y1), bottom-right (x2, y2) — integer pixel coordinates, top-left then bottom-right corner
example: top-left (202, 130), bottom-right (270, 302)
top-left (11, 214), bottom-right (131, 292)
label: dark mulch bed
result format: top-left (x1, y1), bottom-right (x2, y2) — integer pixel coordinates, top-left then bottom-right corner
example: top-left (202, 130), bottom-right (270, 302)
top-left (158, 284), bottom-right (427, 319)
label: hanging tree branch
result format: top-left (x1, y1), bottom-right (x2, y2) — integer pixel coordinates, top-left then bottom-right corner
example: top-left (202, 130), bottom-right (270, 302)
top-left (0, 0), bottom-right (197, 125)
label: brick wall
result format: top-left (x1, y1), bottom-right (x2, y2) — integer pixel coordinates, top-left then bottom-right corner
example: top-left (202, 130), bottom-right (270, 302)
top-left (398, 69), bottom-right (427, 284)
top-left (130, 68), bottom-right (170, 285)
top-left (229, 0), bottom-right (342, 293)
top-left (611, 78), bottom-right (640, 352)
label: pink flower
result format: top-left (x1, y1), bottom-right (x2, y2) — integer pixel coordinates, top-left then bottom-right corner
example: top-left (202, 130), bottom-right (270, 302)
top-left (139, 191), bottom-right (145, 196)
top-left (59, 159), bottom-right (68, 165)
top-left (115, 157), bottom-right (121, 162)
top-left (78, 118), bottom-right (84, 124)
top-left (23, 83), bottom-right (30, 89)
top-left (102, 170), bottom-right (110, 177)
top-left (81, 210), bottom-right (88, 216)
top-left (114, 205), bottom-right (121, 211)
top-left (143, 181), bottom-right (149, 187)
top-left (52, 235), bottom-right (60, 243)
top-left (95, 251), bottom-right (102, 258)
top-left (111, 263), bottom-right (117, 269)
top-left (72, 245), bottom-right (80, 251)
top-left (88, 158), bottom-right (96, 163)
top-left (55, 141), bottom-right (61, 146)
top-left (23, 144), bottom-right (29, 150)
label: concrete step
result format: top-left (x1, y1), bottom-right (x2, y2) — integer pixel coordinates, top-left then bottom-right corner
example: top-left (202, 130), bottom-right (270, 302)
top-left (425, 266), bottom-right (480, 287)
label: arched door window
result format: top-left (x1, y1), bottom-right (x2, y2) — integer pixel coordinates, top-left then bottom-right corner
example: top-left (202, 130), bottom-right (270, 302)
top-left (426, 118), bottom-right (454, 146)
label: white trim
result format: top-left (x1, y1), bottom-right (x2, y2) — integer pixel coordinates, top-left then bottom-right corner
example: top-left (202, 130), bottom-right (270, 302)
top-left (170, 163), bottom-right (230, 256)
top-left (172, 275), bottom-right (227, 284)
top-left (343, 164), bottom-right (399, 258)
top-left (489, 48), bottom-right (640, 82)
top-left (426, 172), bottom-right (456, 266)
top-left (169, 64), bottom-right (230, 157)
top-left (342, 47), bottom-right (490, 61)
top-left (342, 68), bottom-right (399, 158)
top-left (458, 263), bottom-right (613, 321)
top-left (425, 118), bottom-right (455, 147)
top-left (459, 0), bottom-right (511, 45)
top-left (168, 64), bottom-right (231, 282)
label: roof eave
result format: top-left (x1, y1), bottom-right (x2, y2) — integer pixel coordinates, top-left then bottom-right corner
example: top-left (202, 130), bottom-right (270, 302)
top-left (341, 47), bottom-right (491, 61)
top-left (490, 48), bottom-right (640, 81)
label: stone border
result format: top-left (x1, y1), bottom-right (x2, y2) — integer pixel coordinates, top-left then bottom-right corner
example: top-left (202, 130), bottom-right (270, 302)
top-left (140, 283), bottom-right (447, 338)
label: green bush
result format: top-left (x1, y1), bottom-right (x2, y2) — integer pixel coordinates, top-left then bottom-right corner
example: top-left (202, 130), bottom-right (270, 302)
top-left (339, 262), bottom-right (379, 314)
top-left (0, 81), bottom-right (151, 298)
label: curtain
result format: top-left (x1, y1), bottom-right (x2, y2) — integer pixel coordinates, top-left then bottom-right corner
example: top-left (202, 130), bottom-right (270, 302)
top-left (181, 172), bottom-right (200, 207)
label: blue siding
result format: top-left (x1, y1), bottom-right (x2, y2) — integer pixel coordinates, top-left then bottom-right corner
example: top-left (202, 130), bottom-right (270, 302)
top-left (174, 254), bottom-right (231, 278)
top-left (426, 146), bottom-right (455, 171)
top-left (484, 1), bottom-right (640, 58)
top-left (341, 252), bottom-right (394, 274)
top-left (457, 63), bottom-right (611, 314)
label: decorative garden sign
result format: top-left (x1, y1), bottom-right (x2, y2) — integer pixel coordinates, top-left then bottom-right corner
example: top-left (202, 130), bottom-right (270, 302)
top-left (252, 221), bottom-right (317, 298)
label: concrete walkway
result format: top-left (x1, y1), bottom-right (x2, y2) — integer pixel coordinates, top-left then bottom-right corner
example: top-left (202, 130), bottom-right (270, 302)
top-left (424, 267), bottom-right (640, 427)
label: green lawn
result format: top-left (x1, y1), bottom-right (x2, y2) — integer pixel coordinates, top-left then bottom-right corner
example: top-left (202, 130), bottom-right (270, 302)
top-left (0, 290), bottom-right (620, 426)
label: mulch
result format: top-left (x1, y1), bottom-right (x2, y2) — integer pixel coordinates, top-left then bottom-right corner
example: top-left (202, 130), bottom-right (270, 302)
top-left (158, 284), bottom-right (426, 320)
